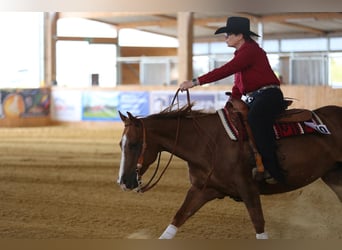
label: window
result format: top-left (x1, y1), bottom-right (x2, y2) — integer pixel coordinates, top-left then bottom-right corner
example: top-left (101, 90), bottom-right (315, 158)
top-left (140, 57), bottom-right (177, 85)
top-left (56, 18), bottom-right (117, 87)
top-left (57, 17), bottom-right (117, 38)
top-left (0, 12), bottom-right (43, 88)
top-left (330, 38), bottom-right (342, 51)
top-left (329, 53), bottom-right (342, 88)
top-left (281, 38), bottom-right (328, 52)
top-left (57, 41), bottom-right (117, 87)
top-left (290, 54), bottom-right (328, 85)
top-left (119, 28), bottom-right (178, 47)
top-left (209, 42), bottom-right (235, 54)
top-left (263, 40), bottom-right (279, 53)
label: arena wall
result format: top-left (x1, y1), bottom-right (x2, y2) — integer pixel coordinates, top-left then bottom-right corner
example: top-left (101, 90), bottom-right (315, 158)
top-left (0, 88), bottom-right (51, 127)
top-left (0, 85), bottom-right (341, 127)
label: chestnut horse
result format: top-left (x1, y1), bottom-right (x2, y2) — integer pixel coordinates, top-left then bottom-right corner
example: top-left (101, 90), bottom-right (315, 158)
top-left (118, 101), bottom-right (342, 239)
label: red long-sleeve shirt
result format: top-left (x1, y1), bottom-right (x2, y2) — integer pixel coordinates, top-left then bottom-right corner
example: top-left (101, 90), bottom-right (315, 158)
top-left (198, 40), bottom-right (280, 99)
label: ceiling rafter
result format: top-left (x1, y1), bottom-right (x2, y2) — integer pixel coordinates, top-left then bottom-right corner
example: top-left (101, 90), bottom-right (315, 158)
top-left (117, 19), bottom-right (175, 29)
top-left (57, 12), bottom-right (342, 40)
top-left (278, 21), bottom-right (326, 35)
top-left (59, 12), bottom-right (164, 19)
top-left (260, 12), bottom-right (342, 22)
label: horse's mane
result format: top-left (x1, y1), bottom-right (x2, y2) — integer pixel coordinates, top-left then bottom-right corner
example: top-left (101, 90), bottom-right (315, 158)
top-left (147, 103), bottom-right (214, 120)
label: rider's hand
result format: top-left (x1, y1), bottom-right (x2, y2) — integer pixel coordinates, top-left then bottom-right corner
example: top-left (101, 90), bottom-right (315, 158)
top-left (180, 80), bottom-right (196, 91)
top-left (179, 80), bottom-right (193, 91)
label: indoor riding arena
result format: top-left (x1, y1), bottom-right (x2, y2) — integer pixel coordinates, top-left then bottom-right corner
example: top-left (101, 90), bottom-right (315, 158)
top-left (1, 11), bottom-right (342, 240)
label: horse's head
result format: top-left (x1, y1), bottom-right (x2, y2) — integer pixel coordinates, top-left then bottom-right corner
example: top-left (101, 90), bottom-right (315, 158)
top-left (117, 111), bottom-right (159, 192)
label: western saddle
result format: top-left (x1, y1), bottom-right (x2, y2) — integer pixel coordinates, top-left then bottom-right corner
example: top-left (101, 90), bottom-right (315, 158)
top-left (226, 95), bottom-right (311, 180)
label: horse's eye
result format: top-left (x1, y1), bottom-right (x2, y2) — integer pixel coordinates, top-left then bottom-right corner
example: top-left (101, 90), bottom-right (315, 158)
top-left (128, 142), bottom-right (140, 151)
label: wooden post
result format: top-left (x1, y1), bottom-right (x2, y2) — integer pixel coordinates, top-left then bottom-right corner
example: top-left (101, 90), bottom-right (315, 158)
top-left (44, 12), bottom-right (58, 86)
top-left (177, 12), bottom-right (193, 82)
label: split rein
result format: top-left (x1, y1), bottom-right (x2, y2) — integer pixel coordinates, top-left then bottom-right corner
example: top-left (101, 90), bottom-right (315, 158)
top-left (135, 88), bottom-right (190, 193)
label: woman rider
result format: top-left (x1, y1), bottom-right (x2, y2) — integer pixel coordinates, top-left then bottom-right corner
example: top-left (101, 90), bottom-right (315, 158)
top-left (180, 16), bottom-right (286, 183)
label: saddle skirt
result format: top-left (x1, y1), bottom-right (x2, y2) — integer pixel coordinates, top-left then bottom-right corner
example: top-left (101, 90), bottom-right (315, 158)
top-left (217, 107), bottom-right (331, 141)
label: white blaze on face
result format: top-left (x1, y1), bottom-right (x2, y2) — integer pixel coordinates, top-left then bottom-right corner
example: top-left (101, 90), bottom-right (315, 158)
top-left (118, 134), bottom-right (127, 184)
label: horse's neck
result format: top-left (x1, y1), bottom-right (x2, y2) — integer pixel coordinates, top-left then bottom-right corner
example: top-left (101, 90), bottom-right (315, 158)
top-left (146, 117), bottom-right (193, 150)
top-left (146, 116), bottom-right (216, 163)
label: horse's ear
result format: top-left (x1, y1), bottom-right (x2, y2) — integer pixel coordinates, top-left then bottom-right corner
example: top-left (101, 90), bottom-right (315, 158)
top-left (127, 112), bottom-right (140, 126)
top-left (118, 111), bottom-right (127, 122)
top-left (127, 112), bottom-right (134, 120)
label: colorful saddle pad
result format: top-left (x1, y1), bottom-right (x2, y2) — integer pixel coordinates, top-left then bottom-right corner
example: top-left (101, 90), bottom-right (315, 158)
top-left (217, 108), bottom-right (330, 141)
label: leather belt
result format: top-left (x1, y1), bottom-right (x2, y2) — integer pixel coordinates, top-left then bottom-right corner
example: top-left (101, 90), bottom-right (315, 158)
top-left (246, 85), bottom-right (280, 96)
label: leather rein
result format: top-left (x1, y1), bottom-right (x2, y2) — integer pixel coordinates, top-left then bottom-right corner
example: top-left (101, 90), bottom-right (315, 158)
top-left (136, 89), bottom-right (191, 193)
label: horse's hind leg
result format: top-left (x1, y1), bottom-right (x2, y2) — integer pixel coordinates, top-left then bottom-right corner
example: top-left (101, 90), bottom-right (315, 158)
top-left (159, 185), bottom-right (220, 239)
top-left (321, 164), bottom-right (342, 202)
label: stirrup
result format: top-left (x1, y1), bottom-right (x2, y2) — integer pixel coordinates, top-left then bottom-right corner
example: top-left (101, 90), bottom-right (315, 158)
top-left (252, 168), bottom-right (278, 184)
top-left (265, 177), bottom-right (278, 184)
top-left (263, 170), bottom-right (278, 184)
top-left (252, 167), bottom-right (264, 181)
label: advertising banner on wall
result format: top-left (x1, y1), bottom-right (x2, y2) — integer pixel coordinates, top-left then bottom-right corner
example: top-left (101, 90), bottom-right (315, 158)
top-left (150, 91), bottom-right (228, 114)
top-left (51, 90), bottom-right (82, 121)
top-left (149, 91), bottom-right (173, 114)
top-left (0, 91), bottom-right (2, 119)
top-left (48, 89), bottom-right (229, 123)
top-left (0, 88), bottom-right (50, 119)
top-left (217, 91), bottom-right (229, 109)
top-left (81, 91), bottom-right (149, 121)
top-left (117, 91), bottom-right (149, 118)
top-left (82, 91), bottom-right (120, 121)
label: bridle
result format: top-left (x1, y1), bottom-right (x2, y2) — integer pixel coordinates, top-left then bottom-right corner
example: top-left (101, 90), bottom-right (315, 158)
top-left (135, 117), bottom-right (181, 193)
top-left (135, 88), bottom-right (190, 193)
top-left (130, 88), bottom-right (216, 193)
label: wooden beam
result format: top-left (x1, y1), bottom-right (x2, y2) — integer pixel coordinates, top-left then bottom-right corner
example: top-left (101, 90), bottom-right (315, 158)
top-left (117, 19), bottom-right (176, 29)
top-left (177, 12), bottom-right (193, 82)
top-left (57, 36), bottom-right (118, 44)
top-left (117, 16), bottom-right (226, 29)
top-left (260, 12), bottom-right (342, 23)
top-left (57, 12), bottom-right (342, 41)
top-left (44, 12), bottom-right (58, 87)
top-left (58, 12), bottom-right (164, 19)
top-left (278, 21), bottom-right (325, 35)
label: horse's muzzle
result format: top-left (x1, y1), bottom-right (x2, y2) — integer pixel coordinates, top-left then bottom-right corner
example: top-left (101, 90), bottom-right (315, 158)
top-left (118, 172), bottom-right (139, 191)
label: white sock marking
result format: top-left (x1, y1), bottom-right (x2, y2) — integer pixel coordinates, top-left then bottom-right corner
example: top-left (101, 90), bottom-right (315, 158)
top-left (118, 134), bottom-right (127, 184)
top-left (159, 224), bottom-right (178, 239)
top-left (256, 232), bottom-right (268, 239)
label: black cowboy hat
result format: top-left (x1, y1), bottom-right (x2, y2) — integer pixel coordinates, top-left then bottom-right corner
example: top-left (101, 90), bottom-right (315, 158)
top-left (215, 16), bottom-right (259, 37)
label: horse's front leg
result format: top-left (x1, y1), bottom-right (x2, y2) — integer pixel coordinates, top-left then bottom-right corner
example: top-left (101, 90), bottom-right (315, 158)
top-left (236, 179), bottom-right (268, 239)
top-left (159, 185), bottom-right (219, 239)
